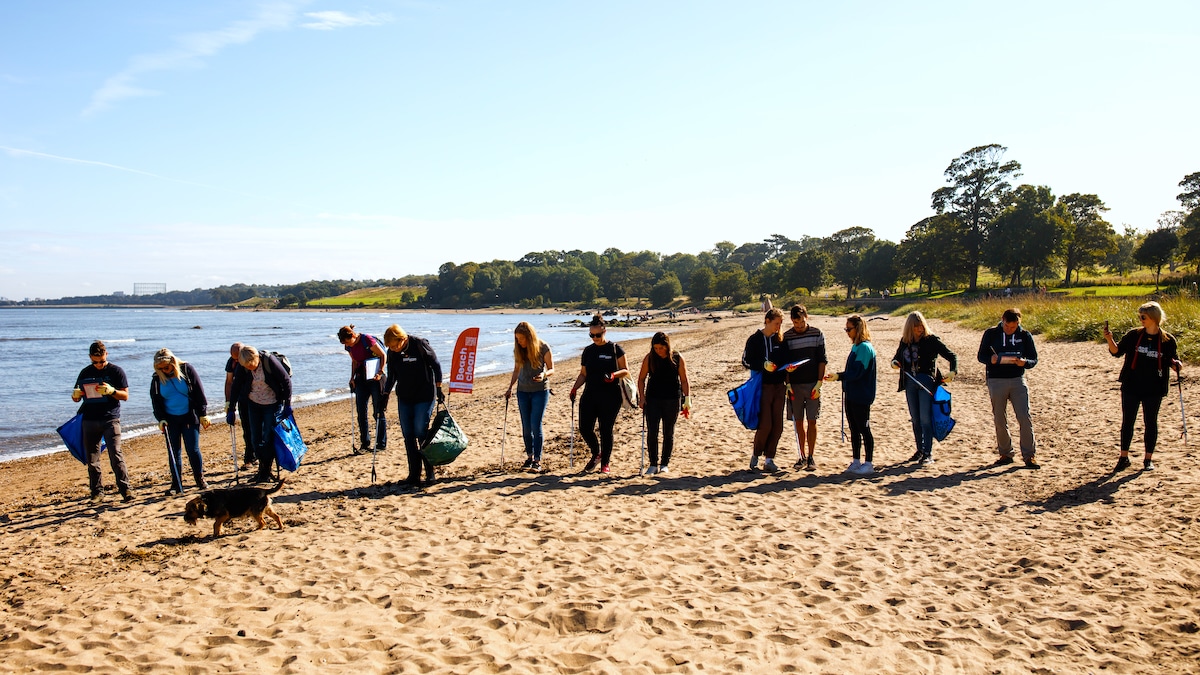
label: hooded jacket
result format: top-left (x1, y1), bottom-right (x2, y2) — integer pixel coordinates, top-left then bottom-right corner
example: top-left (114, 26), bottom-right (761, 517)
top-left (976, 323), bottom-right (1039, 379)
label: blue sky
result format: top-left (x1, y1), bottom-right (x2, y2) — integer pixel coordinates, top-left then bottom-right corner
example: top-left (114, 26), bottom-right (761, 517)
top-left (2, 1), bottom-right (1197, 300)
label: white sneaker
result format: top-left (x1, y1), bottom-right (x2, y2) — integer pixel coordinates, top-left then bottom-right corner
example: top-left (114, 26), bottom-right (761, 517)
top-left (750, 455), bottom-right (760, 470)
top-left (644, 466), bottom-right (658, 475)
top-left (658, 465), bottom-right (669, 474)
top-left (763, 459), bottom-right (779, 473)
top-left (846, 460), bottom-right (861, 473)
top-left (855, 461), bottom-right (874, 475)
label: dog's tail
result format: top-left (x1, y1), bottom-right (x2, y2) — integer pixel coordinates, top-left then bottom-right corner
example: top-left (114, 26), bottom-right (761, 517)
top-left (265, 477), bottom-right (286, 495)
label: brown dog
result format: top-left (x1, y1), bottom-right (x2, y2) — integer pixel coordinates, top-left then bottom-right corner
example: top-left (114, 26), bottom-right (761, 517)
top-left (184, 479), bottom-right (285, 537)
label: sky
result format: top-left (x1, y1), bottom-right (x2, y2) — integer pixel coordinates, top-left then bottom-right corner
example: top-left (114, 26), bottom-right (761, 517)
top-left (2, 1), bottom-right (1198, 300)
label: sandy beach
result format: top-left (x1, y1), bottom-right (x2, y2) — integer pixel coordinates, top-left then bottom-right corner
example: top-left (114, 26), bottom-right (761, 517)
top-left (2, 312), bottom-right (1198, 673)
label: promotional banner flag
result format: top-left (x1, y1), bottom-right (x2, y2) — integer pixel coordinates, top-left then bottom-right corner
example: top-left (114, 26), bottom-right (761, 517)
top-left (448, 327), bottom-right (480, 394)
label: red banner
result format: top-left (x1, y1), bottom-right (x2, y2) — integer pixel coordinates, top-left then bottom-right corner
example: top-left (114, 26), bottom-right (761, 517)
top-left (447, 327), bottom-right (480, 394)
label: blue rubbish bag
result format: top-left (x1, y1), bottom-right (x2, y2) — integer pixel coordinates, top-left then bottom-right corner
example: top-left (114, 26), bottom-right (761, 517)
top-left (932, 384), bottom-right (956, 442)
top-left (727, 370), bottom-right (763, 431)
top-left (57, 413), bottom-right (104, 465)
top-left (273, 410), bottom-right (309, 472)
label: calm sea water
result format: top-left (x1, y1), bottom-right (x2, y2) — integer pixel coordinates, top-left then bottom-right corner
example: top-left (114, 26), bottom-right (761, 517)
top-left (0, 308), bottom-right (651, 462)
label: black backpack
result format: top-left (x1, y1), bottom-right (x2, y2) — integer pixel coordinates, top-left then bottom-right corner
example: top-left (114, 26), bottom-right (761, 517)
top-left (262, 351), bottom-right (293, 377)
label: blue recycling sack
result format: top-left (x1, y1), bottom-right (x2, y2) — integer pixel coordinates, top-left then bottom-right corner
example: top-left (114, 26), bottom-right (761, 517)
top-left (273, 411), bottom-right (309, 472)
top-left (727, 370), bottom-right (763, 431)
top-left (57, 413), bottom-right (105, 464)
top-left (932, 384), bottom-right (956, 442)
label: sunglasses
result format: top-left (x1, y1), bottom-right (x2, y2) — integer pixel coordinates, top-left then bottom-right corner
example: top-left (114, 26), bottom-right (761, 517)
top-left (844, 326), bottom-right (855, 332)
top-left (589, 332), bottom-right (604, 338)
top-left (1138, 315), bottom-right (1150, 320)
top-left (90, 358), bottom-right (107, 365)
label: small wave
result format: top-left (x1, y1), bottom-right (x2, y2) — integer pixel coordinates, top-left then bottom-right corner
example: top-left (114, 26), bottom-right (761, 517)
top-left (0, 336), bottom-right (76, 342)
top-left (103, 338), bottom-right (137, 344)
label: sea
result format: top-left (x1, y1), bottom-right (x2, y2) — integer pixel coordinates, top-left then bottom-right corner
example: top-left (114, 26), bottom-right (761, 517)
top-left (0, 308), bottom-right (653, 462)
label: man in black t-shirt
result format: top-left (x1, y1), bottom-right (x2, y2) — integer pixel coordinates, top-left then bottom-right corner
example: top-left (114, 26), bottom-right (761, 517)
top-left (71, 341), bottom-right (133, 502)
top-left (224, 342), bottom-right (255, 466)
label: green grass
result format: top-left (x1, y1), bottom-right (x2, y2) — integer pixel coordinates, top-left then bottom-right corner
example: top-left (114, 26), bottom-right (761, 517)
top-left (306, 287), bottom-right (424, 307)
top-left (1051, 285), bottom-right (1158, 297)
top-left (894, 296), bottom-right (1200, 362)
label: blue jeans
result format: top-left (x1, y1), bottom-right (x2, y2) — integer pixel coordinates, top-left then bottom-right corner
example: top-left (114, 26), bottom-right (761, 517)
top-left (396, 399), bottom-right (436, 482)
top-left (165, 417), bottom-right (205, 491)
top-left (516, 390), bottom-right (549, 462)
top-left (247, 401), bottom-right (284, 477)
top-left (354, 378), bottom-right (384, 449)
top-left (904, 374), bottom-right (935, 458)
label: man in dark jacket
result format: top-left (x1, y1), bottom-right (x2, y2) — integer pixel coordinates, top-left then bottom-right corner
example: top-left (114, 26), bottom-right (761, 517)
top-left (977, 308), bottom-right (1040, 469)
top-left (228, 345), bottom-right (292, 482)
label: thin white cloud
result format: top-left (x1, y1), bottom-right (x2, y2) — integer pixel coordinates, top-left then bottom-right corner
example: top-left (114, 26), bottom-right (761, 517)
top-left (1, 146), bottom-right (259, 197)
top-left (301, 11), bottom-right (391, 30)
top-left (83, 1), bottom-right (306, 117)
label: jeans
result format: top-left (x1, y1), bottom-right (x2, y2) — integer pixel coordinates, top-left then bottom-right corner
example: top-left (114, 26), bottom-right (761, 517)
top-left (247, 400), bottom-right (284, 477)
top-left (354, 378), bottom-right (384, 449)
top-left (165, 417), bottom-right (205, 491)
top-left (517, 389), bottom-right (549, 462)
top-left (645, 396), bottom-right (680, 466)
top-left (397, 399), bottom-right (436, 482)
top-left (904, 374), bottom-right (935, 458)
top-left (987, 376), bottom-right (1036, 460)
top-left (82, 418), bottom-right (129, 495)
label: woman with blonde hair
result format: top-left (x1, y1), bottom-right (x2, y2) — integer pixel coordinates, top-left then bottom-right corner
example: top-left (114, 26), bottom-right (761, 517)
top-left (825, 315), bottom-right (877, 475)
top-left (505, 322), bottom-right (554, 471)
top-left (1103, 301), bottom-right (1182, 471)
top-left (891, 311), bottom-right (957, 465)
top-left (149, 348), bottom-right (212, 494)
top-left (383, 324), bottom-right (444, 486)
top-left (744, 307), bottom-right (788, 472)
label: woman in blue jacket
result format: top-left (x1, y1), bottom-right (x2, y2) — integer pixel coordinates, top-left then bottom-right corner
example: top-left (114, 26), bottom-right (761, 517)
top-left (149, 348), bottom-right (211, 494)
top-left (826, 315), bottom-right (877, 475)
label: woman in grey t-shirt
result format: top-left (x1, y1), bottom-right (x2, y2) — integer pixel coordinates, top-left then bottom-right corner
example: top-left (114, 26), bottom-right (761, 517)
top-left (505, 322), bottom-right (554, 471)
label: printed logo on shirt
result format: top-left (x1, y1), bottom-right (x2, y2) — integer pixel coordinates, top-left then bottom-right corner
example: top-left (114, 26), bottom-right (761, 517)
top-left (1138, 346), bottom-right (1160, 358)
top-left (598, 354), bottom-right (613, 360)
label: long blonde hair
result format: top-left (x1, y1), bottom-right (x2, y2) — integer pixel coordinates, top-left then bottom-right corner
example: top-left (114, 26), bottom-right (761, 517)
top-left (846, 314), bottom-right (871, 344)
top-left (901, 311), bottom-right (932, 344)
top-left (764, 308), bottom-right (784, 341)
top-left (513, 322), bottom-right (545, 369)
top-left (153, 348), bottom-right (185, 383)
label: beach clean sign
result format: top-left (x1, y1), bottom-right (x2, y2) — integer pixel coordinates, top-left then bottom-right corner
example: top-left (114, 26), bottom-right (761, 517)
top-left (448, 328), bottom-right (480, 394)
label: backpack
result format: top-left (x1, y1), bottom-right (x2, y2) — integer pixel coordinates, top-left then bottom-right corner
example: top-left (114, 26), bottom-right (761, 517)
top-left (262, 351), bottom-right (293, 377)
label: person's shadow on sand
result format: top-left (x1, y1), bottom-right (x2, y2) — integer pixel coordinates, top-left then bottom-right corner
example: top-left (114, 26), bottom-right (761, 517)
top-left (1023, 470), bottom-right (1144, 514)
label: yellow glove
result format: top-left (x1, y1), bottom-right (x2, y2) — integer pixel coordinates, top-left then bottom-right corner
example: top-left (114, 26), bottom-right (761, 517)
top-left (944, 371), bottom-right (956, 383)
top-left (95, 382), bottom-right (116, 396)
top-left (827, 373), bottom-right (840, 382)
top-left (891, 360), bottom-right (901, 370)
top-left (72, 387), bottom-right (83, 401)
top-left (810, 381), bottom-right (822, 400)
top-left (200, 415), bottom-right (212, 430)
top-left (681, 396), bottom-right (692, 419)
top-left (763, 361), bottom-right (777, 373)
top-left (157, 420), bottom-right (168, 433)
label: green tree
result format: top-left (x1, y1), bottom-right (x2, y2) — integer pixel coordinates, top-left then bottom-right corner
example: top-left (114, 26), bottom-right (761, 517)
top-left (712, 241), bottom-right (736, 265)
top-left (714, 266), bottom-right (751, 303)
top-left (689, 267), bottom-right (714, 303)
top-left (649, 274), bottom-right (682, 307)
top-left (1178, 171), bottom-right (1200, 211)
top-left (1134, 228), bottom-right (1179, 290)
top-left (823, 226), bottom-right (876, 299)
top-left (931, 144), bottom-right (1023, 291)
top-left (1058, 193), bottom-right (1117, 284)
top-left (1105, 226), bottom-right (1142, 276)
top-left (984, 185), bottom-right (1064, 287)
top-left (896, 215), bottom-right (972, 293)
top-left (788, 249), bottom-right (832, 294)
top-left (859, 241), bottom-right (899, 295)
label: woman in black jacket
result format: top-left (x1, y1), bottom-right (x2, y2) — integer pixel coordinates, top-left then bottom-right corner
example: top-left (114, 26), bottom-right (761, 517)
top-left (1103, 301), bottom-right (1181, 472)
top-left (891, 311), bottom-right (957, 465)
top-left (228, 346), bottom-right (292, 483)
top-left (382, 323), bottom-right (444, 486)
top-left (149, 348), bottom-right (211, 494)
top-left (745, 308), bottom-right (788, 472)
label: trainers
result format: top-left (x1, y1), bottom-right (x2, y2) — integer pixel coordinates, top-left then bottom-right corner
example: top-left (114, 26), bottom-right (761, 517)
top-left (806, 457), bottom-right (816, 471)
top-left (793, 459), bottom-right (806, 470)
top-left (995, 455), bottom-right (1015, 466)
top-left (1143, 459), bottom-right (1155, 471)
top-left (644, 466), bottom-right (658, 475)
top-left (908, 451), bottom-right (924, 463)
top-left (855, 462), bottom-right (875, 475)
top-left (1114, 456), bottom-right (1131, 472)
top-left (121, 491), bottom-right (134, 503)
top-left (763, 459), bottom-right (779, 473)
top-left (89, 491), bottom-right (102, 502)
top-left (583, 455), bottom-right (600, 472)
top-left (750, 455), bottom-right (760, 471)
top-left (521, 458), bottom-right (534, 470)
top-left (600, 464), bottom-right (611, 474)
top-left (530, 462), bottom-right (542, 472)
top-left (847, 460), bottom-right (862, 473)
top-left (658, 465), bottom-right (669, 474)
top-left (1023, 459), bottom-right (1041, 470)
top-left (918, 455), bottom-right (934, 466)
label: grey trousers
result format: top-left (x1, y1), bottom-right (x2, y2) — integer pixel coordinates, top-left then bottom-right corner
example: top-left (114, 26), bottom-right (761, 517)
top-left (987, 376), bottom-right (1036, 460)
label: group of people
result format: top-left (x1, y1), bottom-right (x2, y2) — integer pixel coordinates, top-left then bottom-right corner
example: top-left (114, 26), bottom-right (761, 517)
top-left (69, 301), bottom-right (1182, 501)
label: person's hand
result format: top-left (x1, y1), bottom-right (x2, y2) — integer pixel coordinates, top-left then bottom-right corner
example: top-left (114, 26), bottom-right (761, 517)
top-left (72, 387), bottom-right (83, 402)
top-left (349, 379), bottom-right (356, 391)
top-left (200, 416), bottom-right (212, 430)
top-left (784, 363), bottom-right (798, 373)
top-left (991, 354), bottom-right (999, 364)
top-left (638, 398), bottom-right (646, 410)
top-left (681, 396), bottom-right (691, 418)
top-left (436, 386), bottom-right (446, 404)
top-left (379, 392), bottom-right (391, 412)
top-left (891, 360), bottom-right (901, 370)
top-left (944, 370), bottom-right (956, 383)
top-left (373, 372), bottom-right (383, 381)
top-left (1173, 358), bottom-right (1183, 374)
top-left (811, 381), bottom-right (822, 400)
top-left (158, 420), bottom-right (168, 433)
top-left (569, 388), bottom-right (578, 403)
top-left (505, 387), bottom-right (512, 400)
top-left (825, 373), bottom-right (839, 382)
top-left (604, 372), bottom-right (616, 383)
top-left (763, 361), bottom-right (777, 373)
top-left (226, 409), bottom-right (236, 425)
top-left (223, 402), bottom-right (230, 413)
top-left (532, 370), bottom-right (545, 382)
top-left (95, 382), bottom-right (115, 396)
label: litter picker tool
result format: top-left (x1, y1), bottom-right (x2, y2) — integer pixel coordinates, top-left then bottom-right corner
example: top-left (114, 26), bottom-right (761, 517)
top-left (1179, 374), bottom-right (1188, 444)
top-left (371, 412), bottom-right (385, 484)
top-left (640, 409), bottom-right (646, 475)
top-left (840, 387), bottom-right (846, 444)
top-left (349, 395), bottom-right (358, 455)
top-left (500, 396), bottom-right (510, 471)
top-left (162, 426), bottom-right (182, 494)
top-left (569, 398), bottom-right (576, 470)
top-left (228, 422), bottom-right (240, 485)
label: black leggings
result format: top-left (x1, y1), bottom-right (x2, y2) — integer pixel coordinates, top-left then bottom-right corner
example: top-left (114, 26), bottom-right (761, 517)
top-left (1120, 385), bottom-right (1164, 454)
top-left (845, 402), bottom-right (874, 463)
top-left (579, 391), bottom-right (622, 466)
top-left (644, 396), bottom-right (680, 466)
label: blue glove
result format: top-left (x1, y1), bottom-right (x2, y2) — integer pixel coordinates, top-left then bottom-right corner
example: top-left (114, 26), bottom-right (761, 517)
top-left (226, 409), bottom-right (236, 425)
